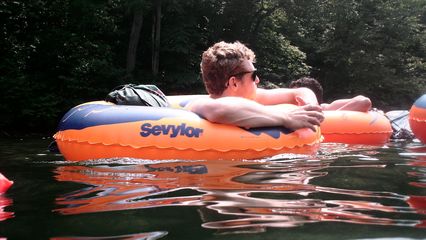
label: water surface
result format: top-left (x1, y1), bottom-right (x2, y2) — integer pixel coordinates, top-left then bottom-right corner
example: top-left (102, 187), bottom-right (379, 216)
top-left (0, 137), bottom-right (425, 239)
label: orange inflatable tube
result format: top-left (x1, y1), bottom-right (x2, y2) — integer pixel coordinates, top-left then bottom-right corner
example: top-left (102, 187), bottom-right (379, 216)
top-left (321, 110), bottom-right (392, 144)
top-left (54, 101), bottom-right (321, 161)
top-left (409, 94), bottom-right (426, 144)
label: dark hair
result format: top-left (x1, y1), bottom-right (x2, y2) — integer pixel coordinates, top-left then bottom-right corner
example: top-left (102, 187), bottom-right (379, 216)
top-left (289, 77), bottom-right (323, 103)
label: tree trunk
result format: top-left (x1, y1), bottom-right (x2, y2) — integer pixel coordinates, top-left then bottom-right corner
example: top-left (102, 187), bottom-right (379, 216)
top-left (126, 7), bottom-right (143, 77)
top-left (151, 0), bottom-right (161, 76)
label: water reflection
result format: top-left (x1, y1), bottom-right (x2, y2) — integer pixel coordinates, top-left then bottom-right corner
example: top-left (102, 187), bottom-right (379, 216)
top-left (54, 144), bottom-right (426, 231)
top-left (51, 231), bottom-right (167, 240)
top-left (0, 195), bottom-right (13, 221)
top-left (399, 144), bottom-right (426, 225)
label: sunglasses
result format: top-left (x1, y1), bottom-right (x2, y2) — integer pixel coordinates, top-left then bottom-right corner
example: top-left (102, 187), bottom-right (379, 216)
top-left (225, 71), bottom-right (258, 88)
top-left (232, 70), bottom-right (257, 81)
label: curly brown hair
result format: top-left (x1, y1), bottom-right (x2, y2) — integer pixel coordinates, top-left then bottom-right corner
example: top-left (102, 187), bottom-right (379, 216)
top-left (201, 41), bottom-right (256, 95)
top-left (289, 77), bottom-right (324, 103)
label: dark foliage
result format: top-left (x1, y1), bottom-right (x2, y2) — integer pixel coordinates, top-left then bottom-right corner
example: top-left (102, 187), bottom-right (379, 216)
top-left (0, 0), bottom-right (425, 135)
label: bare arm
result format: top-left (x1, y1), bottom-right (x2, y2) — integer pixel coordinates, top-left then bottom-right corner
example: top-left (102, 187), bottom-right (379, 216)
top-left (186, 97), bottom-right (324, 131)
top-left (255, 87), bottom-right (319, 106)
top-left (321, 95), bottom-right (372, 112)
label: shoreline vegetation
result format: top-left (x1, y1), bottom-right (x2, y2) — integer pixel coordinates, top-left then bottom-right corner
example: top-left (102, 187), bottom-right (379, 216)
top-left (1, 1), bottom-right (425, 135)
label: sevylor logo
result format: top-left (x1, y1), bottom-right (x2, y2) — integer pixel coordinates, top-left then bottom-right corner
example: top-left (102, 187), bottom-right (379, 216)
top-left (140, 123), bottom-right (204, 138)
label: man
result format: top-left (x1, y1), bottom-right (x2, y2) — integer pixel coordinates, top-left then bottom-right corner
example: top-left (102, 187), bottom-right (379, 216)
top-left (289, 77), bottom-right (372, 112)
top-left (185, 41), bottom-right (324, 132)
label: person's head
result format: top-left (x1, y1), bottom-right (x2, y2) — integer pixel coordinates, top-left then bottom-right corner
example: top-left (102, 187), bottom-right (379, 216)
top-left (289, 77), bottom-right (323, 103)
top-left (200, 41), bottom-right (259, 99)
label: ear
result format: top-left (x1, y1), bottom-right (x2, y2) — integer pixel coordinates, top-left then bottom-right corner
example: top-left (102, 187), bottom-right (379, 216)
top-left (229, 77), bottom-right (238, 88)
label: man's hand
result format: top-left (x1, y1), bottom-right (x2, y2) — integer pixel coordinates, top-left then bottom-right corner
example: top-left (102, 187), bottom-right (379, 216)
top-left (283, 104), bottom-right (324, 132)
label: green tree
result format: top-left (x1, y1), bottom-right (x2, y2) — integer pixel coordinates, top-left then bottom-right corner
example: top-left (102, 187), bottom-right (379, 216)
top-left (1, 0), bottom-right (425, 134)
top-left (280, 0), bottom-right (426, 109)
top-left (0, 0), bottom-right (125, 133)
top-left (126, 0), bottom-right (145, 77)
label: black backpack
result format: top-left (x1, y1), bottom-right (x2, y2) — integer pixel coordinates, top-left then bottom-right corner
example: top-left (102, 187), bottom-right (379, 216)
top-left (105, 84), bottom-right (169, 107)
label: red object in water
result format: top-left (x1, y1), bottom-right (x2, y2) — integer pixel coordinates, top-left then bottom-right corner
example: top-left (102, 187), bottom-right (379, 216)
top-left (0, 173), bottom-right (13, 194)
top-left (407, 196), bottom-right (426, 214)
